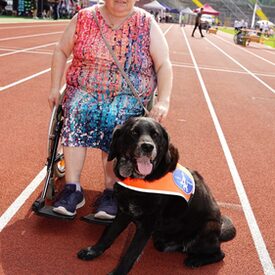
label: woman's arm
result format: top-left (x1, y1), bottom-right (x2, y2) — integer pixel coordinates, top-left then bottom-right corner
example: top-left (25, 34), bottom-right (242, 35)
top-left (48, 14), bottom-right (77, 109)
top-left (149, 18), bottom-right (173, 122)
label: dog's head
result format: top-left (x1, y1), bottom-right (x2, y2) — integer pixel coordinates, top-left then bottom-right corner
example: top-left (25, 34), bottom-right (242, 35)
top-left (108, 117), bottom-right (179, 181)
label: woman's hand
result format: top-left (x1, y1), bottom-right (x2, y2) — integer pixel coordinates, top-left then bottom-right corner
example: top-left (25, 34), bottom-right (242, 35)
top-left (48, 88), bottom-right (61, 110)
top-left (149, 100), bottom-right (169, 123)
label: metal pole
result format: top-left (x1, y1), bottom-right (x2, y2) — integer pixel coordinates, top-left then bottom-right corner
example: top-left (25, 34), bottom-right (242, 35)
top-left (251, 0), bottom-right (257, 28)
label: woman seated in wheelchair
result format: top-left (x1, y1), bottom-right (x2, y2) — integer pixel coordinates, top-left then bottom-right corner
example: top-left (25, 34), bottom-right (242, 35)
top-left (48, 0), bottom-right (173, 219)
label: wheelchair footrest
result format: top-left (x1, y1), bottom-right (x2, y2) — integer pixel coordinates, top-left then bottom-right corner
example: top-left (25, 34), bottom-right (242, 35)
top-left (81, 214), bottom-right (113, 225)
top-left (33, 204), bottom-right (75, 220)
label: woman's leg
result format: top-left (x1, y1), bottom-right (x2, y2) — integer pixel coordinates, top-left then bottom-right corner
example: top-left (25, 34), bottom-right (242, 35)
top-left (53, 146), bottom-right (86, 216)
top-left (64, 146), bottom-right (87, 183)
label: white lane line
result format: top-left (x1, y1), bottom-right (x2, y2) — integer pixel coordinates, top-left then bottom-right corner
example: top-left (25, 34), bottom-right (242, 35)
top-left (0, 167), bottom-right (47, 232)
top-left (205, 37), bottom-right (275, 94)
top-left (0, 31), bottom-right (62, 42)
top-left (252, 96), bottom-right (275, 101)
top-left (265, 49), bottom-right (275, 56)
top-left (0, 42), bottom-right (56, 57)
top-left (214, 35), bottom-right (275, 67)
top-left (172, 63), bottom-right (275, 78)
top-left (0, 84), bottom-right (66, 231)
top-left (0, 59), bottom-right (72, 92)
top-left (163, 24), bottom-right (173, 35)
top-left (0, 23), bottom-right (67, 30)
top-left (0, 48), bottom-right (53, 55)
top-left (0, 67), bottom-right (51, 91)
top-left (182, 28), bottom-right (275, 275)
top-left (0, 27), bottom-right (174, 91)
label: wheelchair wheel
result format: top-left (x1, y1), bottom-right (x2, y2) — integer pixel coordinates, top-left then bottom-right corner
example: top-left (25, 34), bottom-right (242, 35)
top-left (233, 34), bottom-right (238, 44)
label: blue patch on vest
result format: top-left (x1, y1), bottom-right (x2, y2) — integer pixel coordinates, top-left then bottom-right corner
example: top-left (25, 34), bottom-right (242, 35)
top-left (172, 168), bottom-right (194, 194)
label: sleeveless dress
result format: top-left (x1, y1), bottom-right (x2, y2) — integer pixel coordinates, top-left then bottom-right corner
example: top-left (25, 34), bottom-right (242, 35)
top-left (61, 6), bottom-right (157, 153)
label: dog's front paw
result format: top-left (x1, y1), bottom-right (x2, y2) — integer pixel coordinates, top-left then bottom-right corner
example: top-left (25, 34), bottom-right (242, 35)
top-left (185, 251), bottom-right (225, 268)
top-left (77, 246), bottom-right (102, 260)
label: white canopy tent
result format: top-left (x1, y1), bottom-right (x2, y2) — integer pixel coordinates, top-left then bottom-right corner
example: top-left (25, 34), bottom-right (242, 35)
top-left (256, 20), bottom-right (274, 27)
top-left (181, 7), bottom-right (196, 15)
top-left (143, 0), bottom-right (166, 11)
top-left (179, 7), bottom-right (196, 26)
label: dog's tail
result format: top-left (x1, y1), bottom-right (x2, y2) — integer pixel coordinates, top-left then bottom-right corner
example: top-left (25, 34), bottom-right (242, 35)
top-left (219, 215), bottom-right (236, 242)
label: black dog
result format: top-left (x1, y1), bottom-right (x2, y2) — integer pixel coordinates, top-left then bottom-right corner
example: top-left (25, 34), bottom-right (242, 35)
top-left (78, 117), bottom-right (236, 275)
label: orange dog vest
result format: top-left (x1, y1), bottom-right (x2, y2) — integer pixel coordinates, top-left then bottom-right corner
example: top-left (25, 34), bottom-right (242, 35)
top-left (117, 164), bottom-right (195, 203)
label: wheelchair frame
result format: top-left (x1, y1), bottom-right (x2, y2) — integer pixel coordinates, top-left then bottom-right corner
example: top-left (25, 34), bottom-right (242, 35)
top-left (32, 97), bottom-right (112, 225)
top-left (31, 104), bottom-right (72, 219)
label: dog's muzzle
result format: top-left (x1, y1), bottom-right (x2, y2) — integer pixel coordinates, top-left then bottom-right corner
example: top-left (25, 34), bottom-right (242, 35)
top-left (135, 142), bottom-right (157, 176)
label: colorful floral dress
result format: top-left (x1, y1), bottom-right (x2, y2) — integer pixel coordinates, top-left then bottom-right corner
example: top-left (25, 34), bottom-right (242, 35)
top-left (61, 5), bottom-right (157, 153)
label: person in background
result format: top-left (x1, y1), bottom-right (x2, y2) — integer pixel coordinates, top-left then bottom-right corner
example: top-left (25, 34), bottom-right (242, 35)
top-left (51, 0), bottom-right (59, 20)
top-left (259, 21), bottom-right (265, 32)
top-left (0, 0), bottom-right (7, 15)
top-left (179, 12), bottom-right (186, 27)
top-left (263, 22), bottom-right (270, 36)
top-left (191, 7), bottom-right (204, 38)
top-left (31, 0), bottom-right (38, 19)
top-left (48, 0), bottom-right (173, 219)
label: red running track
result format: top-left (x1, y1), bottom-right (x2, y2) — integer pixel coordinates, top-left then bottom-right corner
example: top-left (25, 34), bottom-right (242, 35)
top-left (0, 21), bottom-right (274, 275)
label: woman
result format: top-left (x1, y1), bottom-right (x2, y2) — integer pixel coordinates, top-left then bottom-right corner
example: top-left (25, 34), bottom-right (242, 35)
top-left (48, 0), bottom-right (173, 219)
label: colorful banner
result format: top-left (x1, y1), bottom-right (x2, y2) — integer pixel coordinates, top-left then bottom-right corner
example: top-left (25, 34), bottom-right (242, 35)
top-left (192, 0), bottom-right (203, 8)
top-left (249, 0), bottom-right (268, 20)
top-left (255, 4), bottom-right (268, 20)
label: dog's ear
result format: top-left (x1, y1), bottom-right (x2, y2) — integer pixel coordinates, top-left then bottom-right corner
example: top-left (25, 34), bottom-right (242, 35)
top-left (160, 126), bottom-right (179, 170)
top-left (165, 143), bottom-right (179, 171)
top-left (108, 126), bottom-right (121, 161)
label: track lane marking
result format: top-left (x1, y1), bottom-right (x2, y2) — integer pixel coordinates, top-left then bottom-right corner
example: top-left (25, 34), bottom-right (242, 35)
top-left (0, 82), bottom-right (66, 232)
top-left (0, 42), bottom-right (56, 57)
top-left (0, 68), bottom-right (51, 91)
top-left (0, 48), bottom-right (53, 55)
top-left (0, 23), bottom-right (67, 30)
top-left (214, 35), bottom-right (275, 67)
top-left (0, 26), bottom-right (173, 91)
top-left (1, 58), bottom-right (274, 93)
top-left (0, 59), bottom-right (72, 92)
top-left (205, 38), bottom-right (274, 94)
top-left (172, 63), bottom-right (275, 78)
top-left (265, 50), bottom-right (275, 55)
top-left (0, 167), bottom-right (47, 232)
top-left (0, 31), bottom-right (63, 42)
top-left (182, 28), bottom-right (275, 275)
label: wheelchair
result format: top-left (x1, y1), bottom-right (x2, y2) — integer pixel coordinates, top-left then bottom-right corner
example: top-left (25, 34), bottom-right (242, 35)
top-left (32, 93), bottom-right (112, 225)
top-left (233, 29), bottom-right (247, 46)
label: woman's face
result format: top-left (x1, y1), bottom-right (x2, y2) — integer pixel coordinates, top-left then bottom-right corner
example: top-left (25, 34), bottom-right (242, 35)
top-left (105, 0), bottom-right (137, 16)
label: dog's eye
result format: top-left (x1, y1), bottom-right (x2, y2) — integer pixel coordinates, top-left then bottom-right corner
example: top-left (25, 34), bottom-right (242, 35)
top-left (151, 131), bottom-right (159, 139)
top-left (130, 130), bottom-right (139, 137)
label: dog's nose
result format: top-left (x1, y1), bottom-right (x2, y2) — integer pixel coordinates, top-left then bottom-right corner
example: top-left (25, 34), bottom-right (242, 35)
top-left (141, 143), bottom-right (154, 153)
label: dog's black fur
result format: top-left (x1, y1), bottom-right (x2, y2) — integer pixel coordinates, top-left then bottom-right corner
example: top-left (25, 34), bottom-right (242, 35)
top-left (78, 117), bottom-right (236, 275)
